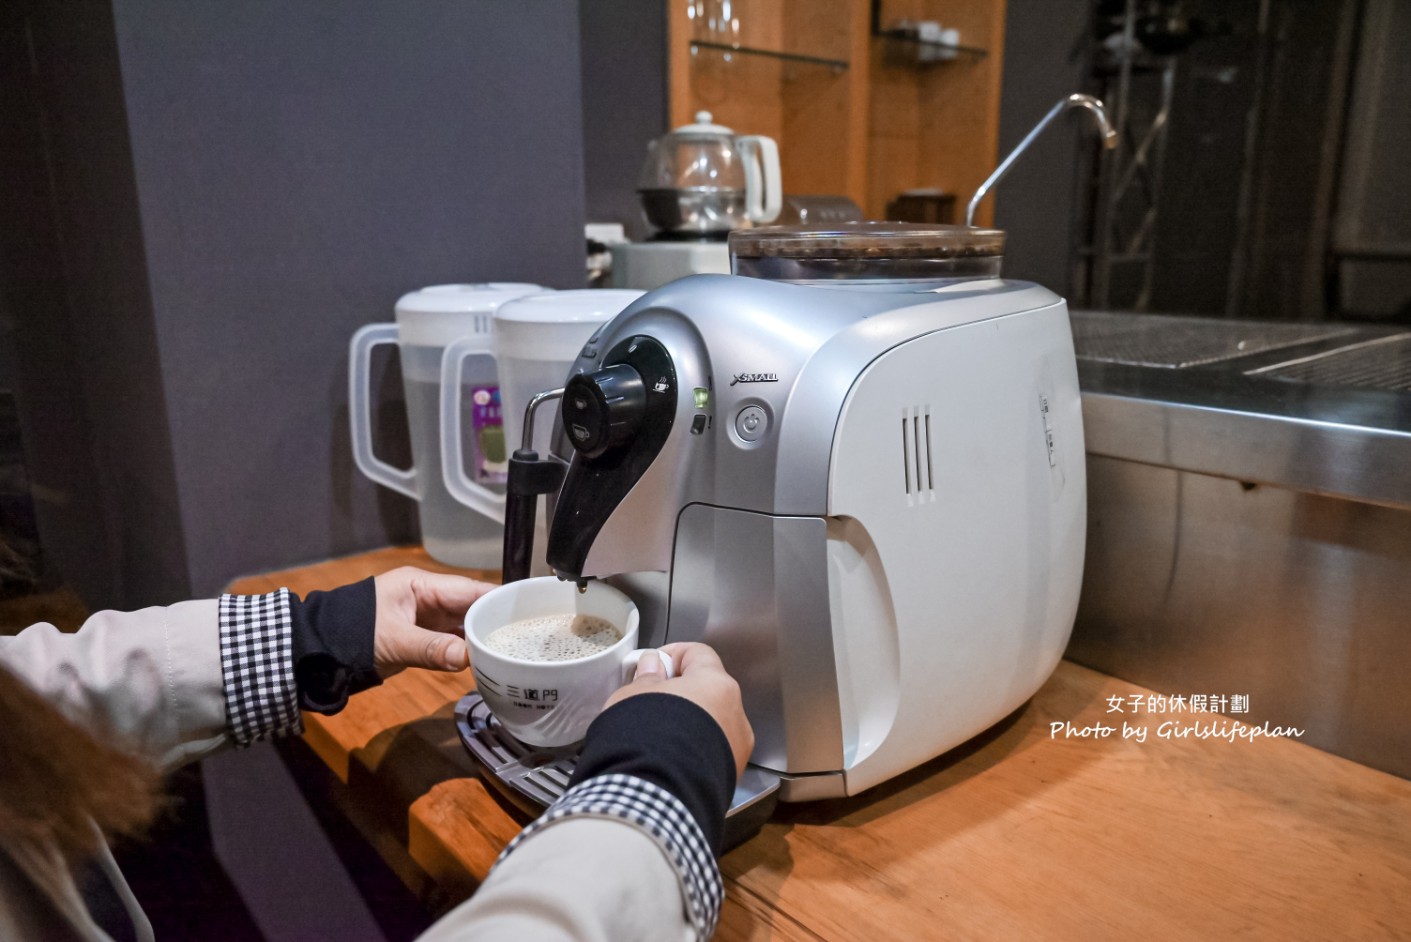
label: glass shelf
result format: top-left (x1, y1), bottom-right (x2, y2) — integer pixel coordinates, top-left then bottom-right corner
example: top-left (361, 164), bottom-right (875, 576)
top-left (868, 0), bottom-right (988, 64)
top-left (689, 40), bottom-right (849, 72)
top-left (873, 28), bottom-right (988, 62)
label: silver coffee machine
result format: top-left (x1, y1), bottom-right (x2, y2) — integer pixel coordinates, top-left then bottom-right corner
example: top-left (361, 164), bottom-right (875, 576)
top-left (459, 223), bottom-right (1087, 842)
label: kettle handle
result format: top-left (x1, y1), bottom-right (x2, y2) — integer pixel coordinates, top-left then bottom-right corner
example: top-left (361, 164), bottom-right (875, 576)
top-left (440, 337), bottom-right (508, 523)
top-left (349, 323), bottom-right (419, 500)
top-left (738, 135), bottom-right (782, 224)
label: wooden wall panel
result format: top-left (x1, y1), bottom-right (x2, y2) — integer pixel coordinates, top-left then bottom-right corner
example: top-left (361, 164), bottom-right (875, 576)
top-left (867, 38), bottom-right (922, 216)
top-left (669, 0), bottom-right (1006, 223)
top-left (687, 51), bottom-right (787, 140)
top-left (917, 0), bottom-right (1007, 226)
top-left (779, 0), bottom-right (859, 199)
top-left (868, 0), bottom-right (1007, 222)
top-left (673, 0), bottom-right (787, 138)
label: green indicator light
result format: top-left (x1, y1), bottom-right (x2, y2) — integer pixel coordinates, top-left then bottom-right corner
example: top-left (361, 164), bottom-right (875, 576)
top-left (693, 387), bottom-right (710, 409)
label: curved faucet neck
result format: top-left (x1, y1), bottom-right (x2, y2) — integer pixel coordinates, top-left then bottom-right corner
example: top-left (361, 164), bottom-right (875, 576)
top-left (965, 93), bottom-right (1117, 228)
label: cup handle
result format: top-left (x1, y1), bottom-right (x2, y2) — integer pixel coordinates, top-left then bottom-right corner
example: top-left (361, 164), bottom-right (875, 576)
top-left (621, 648), bottom-right (677, 684)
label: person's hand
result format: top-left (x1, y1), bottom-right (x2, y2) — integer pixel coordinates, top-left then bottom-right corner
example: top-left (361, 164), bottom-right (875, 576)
top-left (605, 642), bottom-right (754, 776)
top-left (371, 567), bottom-right (492, 676)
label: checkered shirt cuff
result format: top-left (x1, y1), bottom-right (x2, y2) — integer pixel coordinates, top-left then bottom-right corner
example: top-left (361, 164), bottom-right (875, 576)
top-left (493, 773), bottom-right (723, 940)
top-left (218, 589), bottom-right (302, 746)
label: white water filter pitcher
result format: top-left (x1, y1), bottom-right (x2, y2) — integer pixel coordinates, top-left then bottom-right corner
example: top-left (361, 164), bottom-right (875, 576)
top-left (349, 283), bottom-right (541, 568)
top-left (441, 289), bottom-right (643, 572)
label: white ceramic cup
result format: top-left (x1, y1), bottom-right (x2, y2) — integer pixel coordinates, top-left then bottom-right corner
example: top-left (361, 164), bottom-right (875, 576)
top-left (465, 577), bottom-right (672, 747)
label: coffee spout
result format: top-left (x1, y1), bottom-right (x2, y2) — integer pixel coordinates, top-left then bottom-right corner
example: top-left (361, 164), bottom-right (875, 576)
top-left (500, 386), bottom-right (569, 585)
top-left (966, 93), bottom-right (1116, 227)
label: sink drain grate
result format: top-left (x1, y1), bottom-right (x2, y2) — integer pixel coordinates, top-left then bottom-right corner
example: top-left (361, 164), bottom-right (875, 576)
top-left (1249, 334), bottom-right (1411, 392)
top-left (1071, 311), bottom-right (1355, 368)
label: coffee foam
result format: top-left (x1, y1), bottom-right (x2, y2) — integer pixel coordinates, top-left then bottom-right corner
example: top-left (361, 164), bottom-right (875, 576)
top-left (483, 613), bottom-right (622, 662)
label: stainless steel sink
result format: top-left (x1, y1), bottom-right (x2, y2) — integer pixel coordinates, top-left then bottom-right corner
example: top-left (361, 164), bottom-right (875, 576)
top-left (1067, 310), bottom-right (1411, 781)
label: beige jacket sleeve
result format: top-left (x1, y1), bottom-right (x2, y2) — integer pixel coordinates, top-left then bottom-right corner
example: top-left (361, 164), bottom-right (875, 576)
top-left (419, 817), bottom-right (697, 942)
top-left (419, 771), bottom-right (723, 942)
top-left (0, 601), bottom-right (229, 769)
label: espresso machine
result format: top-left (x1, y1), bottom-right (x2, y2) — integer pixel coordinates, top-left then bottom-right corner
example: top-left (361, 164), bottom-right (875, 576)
top-left (458, 96), bottom-right (1114, 845)
top-left (459, 222), bottom-right (1088, 842)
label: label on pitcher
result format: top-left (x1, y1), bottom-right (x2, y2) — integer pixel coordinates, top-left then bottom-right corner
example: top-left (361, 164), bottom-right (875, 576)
top-left (470, 386), bottom-right (508, 483)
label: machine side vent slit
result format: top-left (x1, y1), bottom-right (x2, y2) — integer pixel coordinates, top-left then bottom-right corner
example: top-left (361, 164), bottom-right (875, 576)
top-left (901, 416), bottom-right (913, 494)
top-left (902, 408), bottom-right (934, 498)
top-left (924, 411), bottom-right (934, 490)
top-left (913, 415), bottom-right (923, 492)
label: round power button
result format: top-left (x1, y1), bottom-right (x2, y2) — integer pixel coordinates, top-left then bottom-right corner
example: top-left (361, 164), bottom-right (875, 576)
top-left (734, 404), bottom-right (769, 443)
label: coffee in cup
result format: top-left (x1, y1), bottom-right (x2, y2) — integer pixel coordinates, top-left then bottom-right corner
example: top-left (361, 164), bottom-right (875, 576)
top-left (483, 614), bottom-right (622, 662)
top-left (464, 577), bottom-right (671, 747)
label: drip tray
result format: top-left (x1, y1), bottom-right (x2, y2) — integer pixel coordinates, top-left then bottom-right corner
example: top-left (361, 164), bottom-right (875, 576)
top-left (1249, 335), bottom-right (1411, 392)
top-left (455, 693), bottom-right (580, 813)
top-left (455, 693), bottom-right (780, 851)
top-left (1071, 311), bottom-right (1357, 368)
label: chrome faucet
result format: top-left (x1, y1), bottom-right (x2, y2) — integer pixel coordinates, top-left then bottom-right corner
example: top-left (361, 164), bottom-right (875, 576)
top-left (966, 93), bottom-right (1118, 227)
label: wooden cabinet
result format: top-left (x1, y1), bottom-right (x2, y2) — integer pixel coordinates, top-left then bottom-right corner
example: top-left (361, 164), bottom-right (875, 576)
top-left (668, 0), bottom-right (1007, 225)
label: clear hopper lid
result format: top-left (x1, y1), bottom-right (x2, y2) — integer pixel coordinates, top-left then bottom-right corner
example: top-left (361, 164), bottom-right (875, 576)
top-left (729, 222), bottom-right (1005, 284)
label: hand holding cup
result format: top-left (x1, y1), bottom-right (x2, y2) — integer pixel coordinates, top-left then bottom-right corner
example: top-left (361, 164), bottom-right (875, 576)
top-left (372, 567), bottom-right (491, 675)
top-left (606, 642), bottom-right (754, 777)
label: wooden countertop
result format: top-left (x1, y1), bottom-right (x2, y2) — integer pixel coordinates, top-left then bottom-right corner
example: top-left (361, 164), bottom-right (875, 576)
top-left (229, 546), bottom-right (1411, 939)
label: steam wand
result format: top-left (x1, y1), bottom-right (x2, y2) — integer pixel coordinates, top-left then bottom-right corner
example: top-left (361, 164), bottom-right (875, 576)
top-left (501, 387), bottom-right (569, 584)
top-left (965, 93), bottom-right (1118, 228)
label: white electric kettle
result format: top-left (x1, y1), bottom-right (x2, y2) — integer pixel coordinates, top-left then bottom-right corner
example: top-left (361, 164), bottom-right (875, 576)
top-left (636, 112), bottom-right (782, 238)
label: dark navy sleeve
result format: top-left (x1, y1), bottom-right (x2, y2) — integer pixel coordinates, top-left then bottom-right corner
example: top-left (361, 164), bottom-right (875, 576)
top-left (287, 576), bottom-right (381, 714)
top-left (568, 692), bottom-right (736, 855)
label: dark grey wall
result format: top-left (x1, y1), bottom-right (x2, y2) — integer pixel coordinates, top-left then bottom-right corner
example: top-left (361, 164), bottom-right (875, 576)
top-left (1335, 0), bottom-right (1411, 322)
top-left (1, 7), bottom-right (104, 594)
top-left (1145, 2), bottom-right (1266, 315)
top-left (997, 1), bottom-right (1370, 320)
top-left (1226, 0), bottom-right (1358, 321)
top-left (580, 0), bottom-right (668, 239)
top-left (4, 0), bottom-right (190, 606)
top-left (993, 0), bottom-right (1094, 296)
top-left (4, 0), bottom-right (587, 606)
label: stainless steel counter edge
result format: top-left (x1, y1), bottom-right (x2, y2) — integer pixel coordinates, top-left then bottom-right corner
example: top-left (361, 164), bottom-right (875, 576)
top-left (1081, 391), bottom-right (1411, 511)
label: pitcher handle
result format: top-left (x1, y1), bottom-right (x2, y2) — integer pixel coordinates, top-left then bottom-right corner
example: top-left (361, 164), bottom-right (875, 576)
top-left (349, 323), bottom-right (418, 499)
top-left (440, 336), bottom-right (508, 523)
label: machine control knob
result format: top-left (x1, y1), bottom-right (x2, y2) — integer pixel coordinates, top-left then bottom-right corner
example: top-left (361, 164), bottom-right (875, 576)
top-left (734, 404), bottom-right (769, 443)
top-left (562, 363), bottom-right (647, 459)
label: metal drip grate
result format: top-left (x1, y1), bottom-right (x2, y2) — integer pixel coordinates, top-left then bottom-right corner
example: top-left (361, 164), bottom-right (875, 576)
top-left (1249, 335), bottom-right (1411, 392)
top-left (454, 692), bottom-right (782, 851)
top-left (1071, 311), bottom-right (1355, 368)
top-left (455, 693), bottom-right (581, 815)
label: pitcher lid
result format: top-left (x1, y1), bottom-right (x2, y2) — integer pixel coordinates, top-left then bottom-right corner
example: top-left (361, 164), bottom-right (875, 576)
top-left (494, 289), bottom-right (644, 324)
top-left (396, 283), bottom-right (543, 315)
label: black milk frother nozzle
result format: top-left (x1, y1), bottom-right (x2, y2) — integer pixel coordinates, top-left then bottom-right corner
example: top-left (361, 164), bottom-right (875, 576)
top-left (501, 387), bottom-right (568, 584)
